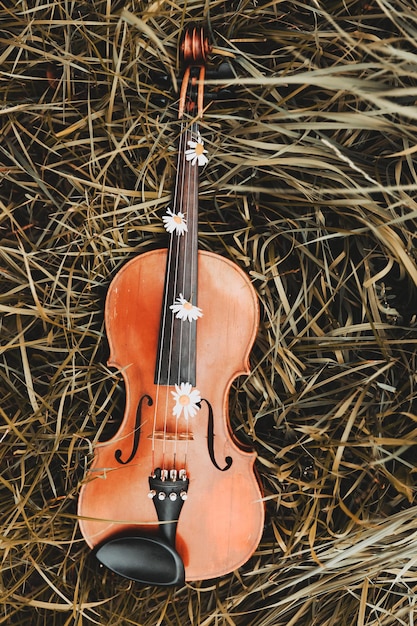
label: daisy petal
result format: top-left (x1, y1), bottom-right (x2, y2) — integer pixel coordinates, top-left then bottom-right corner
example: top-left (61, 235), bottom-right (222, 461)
top-left (170, 293), bottom-right (203, 322)
top-left (171, 382), bottom-right (201, 420)
top-left (162, 208), bottom-right (188, 235)
top-left (185, 131), bottom-right (208, 167)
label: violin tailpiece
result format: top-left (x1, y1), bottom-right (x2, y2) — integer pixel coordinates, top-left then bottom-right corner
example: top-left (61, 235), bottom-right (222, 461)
top-left (148, 467), bottom-right (189, 547)
top-left (93, 468), bottom-right (189, 587)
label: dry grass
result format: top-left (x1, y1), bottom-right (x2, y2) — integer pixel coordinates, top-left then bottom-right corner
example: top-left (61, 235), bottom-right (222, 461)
top-left (2, 0), bottom-right (417, 623)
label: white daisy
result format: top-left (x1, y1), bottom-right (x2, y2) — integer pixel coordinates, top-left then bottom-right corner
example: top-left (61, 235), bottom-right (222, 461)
top-left (162, 207), bottom-right (188, 235)
top-left (172, 382), bottom-right (201, 420)
top-left (185, 132), bottom-right (208, 167)
top-left (170, 293), bottom-right (203, 322)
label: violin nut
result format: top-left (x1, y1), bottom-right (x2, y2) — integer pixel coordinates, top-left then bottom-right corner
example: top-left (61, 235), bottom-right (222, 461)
top-left (148, 489), bottom-right (156, 499)
top-left (180, 491), bottom-right (188, 501)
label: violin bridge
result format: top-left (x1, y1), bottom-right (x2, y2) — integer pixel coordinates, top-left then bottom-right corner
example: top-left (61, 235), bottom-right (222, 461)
top-left (148, 430), bottom-right (194, 441)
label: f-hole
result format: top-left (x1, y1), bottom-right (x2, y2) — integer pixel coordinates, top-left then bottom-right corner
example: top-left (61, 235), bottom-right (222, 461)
top-left (201, 398), bottom-right (233, 471)
top-left (115, 394), bottom-right (153, 465)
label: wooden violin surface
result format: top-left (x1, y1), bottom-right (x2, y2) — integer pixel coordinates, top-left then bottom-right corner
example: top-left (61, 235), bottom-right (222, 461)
top-left (78, 249), bottom-right (264, 581)
top-left (78, 26), bottom-right (264, 586)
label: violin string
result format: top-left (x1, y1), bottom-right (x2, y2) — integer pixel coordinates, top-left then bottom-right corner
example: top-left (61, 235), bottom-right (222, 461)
top-left (180, 119), bottom-right (193, 470)
top-left (192, 120), bottom-right (200, 452)
top-left (153, 78), bottom-right (199, 473)
top-left (188, 120), bottom-right (198, 385)
top-left (151, 230), bottom-right (173, 471)
top-left (178, 117), bottom-right (197, 470)
top-left (179, 90), bottom-right (199, 470)
top-left (152, 114), bottom-right (185, 473)
top-left (164, 111), bottom-right (191, 470)
top-left (164, 120), bottom-right (186, 470)
top-left (173, 118), bottom-right (189, 467)
top-left (177, 122), bottom-right (189, 385)
top-left (176, 96), bottom-right (198, 469)
top-left (176, 124), bottom-right (186, 388)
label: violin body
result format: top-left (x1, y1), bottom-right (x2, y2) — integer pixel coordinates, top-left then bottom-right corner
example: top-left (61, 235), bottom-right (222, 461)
top-left (78, 248), bottom-right (264, 581)
top-left (78, 27), bottom-right (264, 585)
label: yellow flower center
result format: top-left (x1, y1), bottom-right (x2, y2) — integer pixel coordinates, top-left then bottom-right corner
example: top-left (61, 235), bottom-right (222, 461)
top-left (179, 394), bottom-right (190, 406)
top-left (195, 143), bottom-right (204, 156)
top-left (173, 215), bottom-right (183, 224)
top-left (183, 301), bottom-right (193, 310)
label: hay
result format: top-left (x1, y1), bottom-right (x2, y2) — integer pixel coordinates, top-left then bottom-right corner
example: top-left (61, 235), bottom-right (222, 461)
top-left (1, 0), bottom-right (417, 623)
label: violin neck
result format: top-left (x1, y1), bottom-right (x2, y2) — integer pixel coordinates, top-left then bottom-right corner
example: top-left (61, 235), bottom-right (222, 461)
top-left (155, 122), bottom-right (200, 386)
top-left (174, 123), bottom-right (199, 273)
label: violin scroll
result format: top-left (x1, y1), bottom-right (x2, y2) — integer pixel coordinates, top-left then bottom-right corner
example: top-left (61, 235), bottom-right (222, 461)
top-left (179, 26), bottom-right (210, 118)
top-left (181, 27), bottom-right (211, 66)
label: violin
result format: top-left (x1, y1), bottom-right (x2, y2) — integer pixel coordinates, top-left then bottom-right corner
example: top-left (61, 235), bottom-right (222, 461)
top-left (78, 27), bottom-right (264, 586)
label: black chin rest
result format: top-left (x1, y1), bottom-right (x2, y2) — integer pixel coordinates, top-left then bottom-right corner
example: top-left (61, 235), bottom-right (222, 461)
top-left (95, 534), bottom-right (185, 586)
